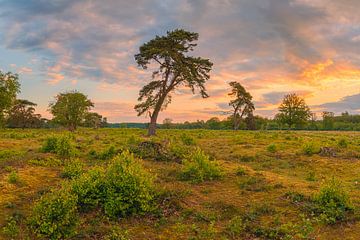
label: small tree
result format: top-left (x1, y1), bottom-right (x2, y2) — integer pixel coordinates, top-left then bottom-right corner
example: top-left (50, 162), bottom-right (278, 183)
top-left (228, 81), bottom-right (255, 130)
top-left (49, 91), bottom-right (94, 131)
top-left (276, 93), bottom-right (311, 129)
top-left (162, 118), bottom-right (173, 129)
top-left (0, 71), bottom-right (21, 126)
top-left (134, 29), bottom-right (213, 136)
top-left (7, 99), bottom-right (43, 128)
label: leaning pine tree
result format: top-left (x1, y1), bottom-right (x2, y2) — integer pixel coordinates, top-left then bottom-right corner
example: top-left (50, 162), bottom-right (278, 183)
top-left (134, 29), bottom-right (213, 136)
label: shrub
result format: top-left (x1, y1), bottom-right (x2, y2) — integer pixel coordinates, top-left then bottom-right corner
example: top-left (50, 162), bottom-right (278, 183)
top-left (180, 133), bottom-right (196, 146)
top-left (180, 148), bottom-right (222, 183)
top-left (41, 136), bottom-right (58, 153)
top-left (236, 166), bottom-right (247, 176)
top-left (61, 159), bottom-right (85, 179)
top-left (29, 188), bottom-right (79, 240)
top-left (337, 138), bottom-right (348, 148)
top-left (2, 216), bottom-right (19, 238)
top-left (302, 142), bottom-right (319, 156)
top-left (226, 216), bottom-right (245, 237)
top-left (102, 150), bottom-right (155, 218)
top-left (28, 156), bottom-right (63, 167)
top-left (42, 135), bottom-right (77, 158)
top-left (70, 151), bottom-right (155, 218)
top-left (267, 144), bottom-right (277, 153)
top-left (312, 178), bottom-right (353, 224)
top-left (131, 140), bottom-right (168, 161)
top-left (90, 145), bottom-right (118, 160)
top-left (8, 171), bottom-right (19, 184)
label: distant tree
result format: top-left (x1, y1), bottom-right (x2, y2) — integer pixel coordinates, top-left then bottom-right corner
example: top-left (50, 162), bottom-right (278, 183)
top-left (49, 91), bottom-right (94, 131)
top-left (245, 112), bottom-right (256, 130)
top-left (134, 29), bottom-right (213, 136)
top-left (7, 99), bottom-right (43, 128)
top-left (276, 93), bottom-right (311, 129)
top-left (206, 117), bottom-right (221, 129)
top-left (0, 71), bottom-right (21, 126)
top-left (83, 112), bottom-right (104, 129)
top-left (228, 81), bottom-right (255, 130)
top-left (322, 111), bottom-right (335, 130)
top-left (162, 118), bottom-right (173, 129)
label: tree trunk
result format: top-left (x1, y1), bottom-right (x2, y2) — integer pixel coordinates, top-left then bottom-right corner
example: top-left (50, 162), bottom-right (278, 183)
top-left (148, 114), bottom-right (157, 136)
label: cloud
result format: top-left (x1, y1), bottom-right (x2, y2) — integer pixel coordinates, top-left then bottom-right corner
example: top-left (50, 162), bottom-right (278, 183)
top-left (315, 93), bottom-right (360, 114)
top-left (0, 0), bottom-right (359, 122)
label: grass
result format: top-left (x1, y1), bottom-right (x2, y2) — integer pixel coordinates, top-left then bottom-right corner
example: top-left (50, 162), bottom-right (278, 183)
top-left (0, 128), bottom-right (360, 239)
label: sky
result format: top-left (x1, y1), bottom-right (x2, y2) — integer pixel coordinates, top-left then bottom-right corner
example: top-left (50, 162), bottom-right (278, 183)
top-left (0, 0), bottom-right (359, 123)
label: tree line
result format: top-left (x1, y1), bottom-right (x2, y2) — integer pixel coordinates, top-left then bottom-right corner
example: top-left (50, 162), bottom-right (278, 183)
top-left (0, 72), bottom-right (107, 130)
top-left (0, 29), bottom-right (358, 133)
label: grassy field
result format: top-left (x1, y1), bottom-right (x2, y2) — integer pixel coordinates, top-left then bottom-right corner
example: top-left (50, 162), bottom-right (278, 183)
top-left (1, 128), bottom-right (360, 239)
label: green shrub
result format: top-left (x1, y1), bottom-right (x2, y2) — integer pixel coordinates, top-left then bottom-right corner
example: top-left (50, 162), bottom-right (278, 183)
top-left (41, 136), bottom-right (58, 153)
top-left (267, 144), bottom-right (277, 153)
top-left (180, 148), bottom-right (222, 183)
top-left (2, 216), bottom-right (19, 238)
top-left (29, 188), bottom-right (79, 240)
top-left (71, 151), bottom-right (155, 218)
top-left (61, 159), bottom-right (85, 179)
top-left (70, 167), bottom-right (105, 212)
top-left (42, 135), bottom-right (77, 158)
top-left (180, 133), bottom-right (196, 146)
top-left (302, 142), bottom-right (319, 156)
top-left (312, 178), bottom-right (353, 224)
top-left (8, 171), bottom-right (19, 184)
top-left (226, 216), bottom-right (245, 237)
top-left (102, 150), bottom-right (155, 218)
top-left (236, 166), bottom-right (247, 176)
top-left (90, 145), bottom-right (118, 160)
top-left (337, 138), bottom-right (348, 148)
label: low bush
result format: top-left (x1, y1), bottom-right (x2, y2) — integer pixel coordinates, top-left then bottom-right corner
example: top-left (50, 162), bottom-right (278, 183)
top-left (28, 156), bottom-right (63, 167)
top-left (71, 150), bottom-right (155, 218)
top-left (311, 178), bottom-right (353, 224)
top-left (180, 133), bottom-right (196, 146)
top-left (226, 216), bottom-right (245, 237)
top-left (103, 150), bottom-right (155, 218)
top-left (337, 138), bottom-right (348, 148)
top-left (8, 171), bottom-right (20, 184)
top-left (180, 148), bottom-right (222, 183)
top-left (29, 188), bottom-right (79, 240)
top-left (267, 144), bottom-right (277, 153)
top-left (1, 216), bottom-right (19, 238)
top-left (42, 135), bottom-right (77, 158)
top-left (302, 142), bottom-right (319, 156)
top-left (61, 159), bottom-right (85, 179)
top-left (89, 145), bottom-right (118, 160)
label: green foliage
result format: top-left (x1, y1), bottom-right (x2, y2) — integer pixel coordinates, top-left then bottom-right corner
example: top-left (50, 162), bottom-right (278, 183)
top-left (180, 133), bottom-right (196, 145)
top-left (71, 151), bottom-right (155, 218)
top-left (134, 29), bottom-right (213, 135)
top-left (226, 216), bottom-right (245, 237)
top-left (302, 142), bottom-right (319, 156)
top-left (312, 178), bottom-right (353, 224)
top-left (42, 135), bottom-right (77, 158)
top-left (337, 138), bottom-right (348, 148)
top-left (29, 188), bottom-right (79, 240)
top-left (235, 166), bottom-right (247, 176)
top-left (102, 150), bottom-right (155, 218)
top-left (0, 71), bottom-right (21, 126)
top-left (276, 93), bottom-right (311, 128)
top-left (228, 81), bottom-right (255, 130)
top-left (61, 158), bottom-right (85, 179)
top-left (8, 171), bottom-right (19, 184)
top-left (28, 156), bottom-right (63, 167)
top-left (267, 143), bottom-right (277, 153)
top-left (49, 90), bottom-right (94, 131)
top-left (180, 148), bottom-right (222, 183)
top-left (1, 216), bottom-right (19, 238)
top-left (90, 145), bottom-right (118, 160)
